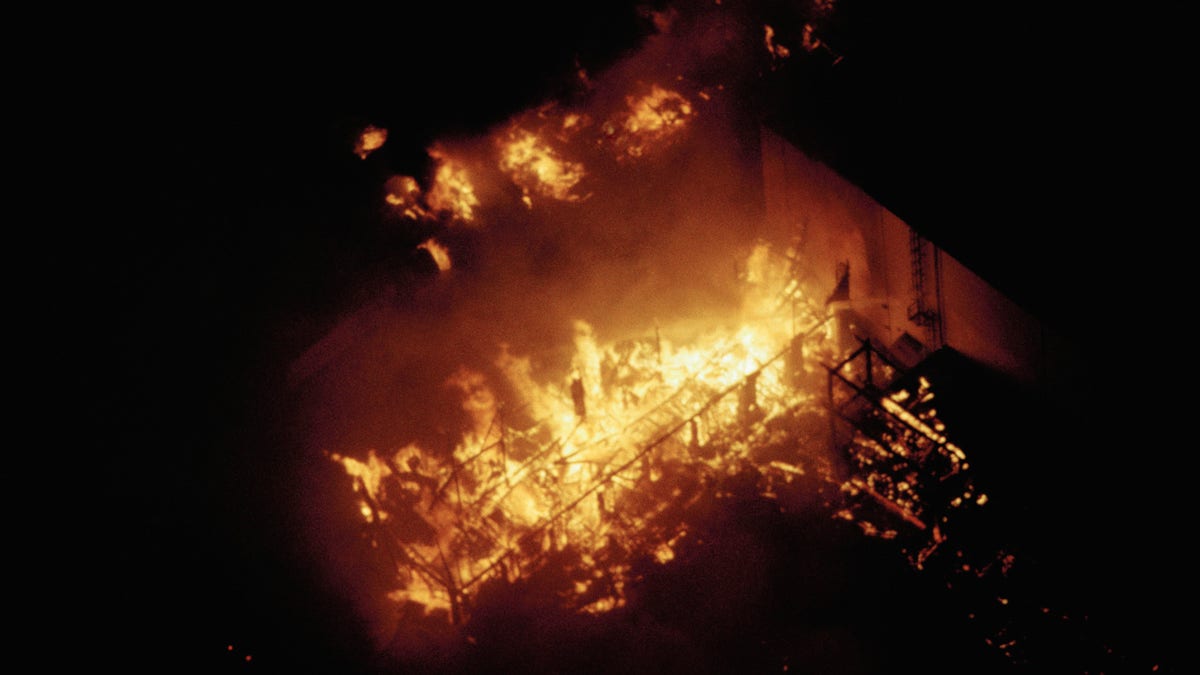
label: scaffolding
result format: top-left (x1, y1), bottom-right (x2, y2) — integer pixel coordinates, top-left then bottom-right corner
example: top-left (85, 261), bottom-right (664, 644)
top-left (908, 230), bottom-right (944, 349)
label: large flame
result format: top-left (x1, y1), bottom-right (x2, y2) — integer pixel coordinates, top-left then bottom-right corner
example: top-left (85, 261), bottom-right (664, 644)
top-left (327, 237), bottom-right (989, 624)
top-left (417, 238), bottom-right (452, 272)
top-left (330, 243), bottom-right (826, 615)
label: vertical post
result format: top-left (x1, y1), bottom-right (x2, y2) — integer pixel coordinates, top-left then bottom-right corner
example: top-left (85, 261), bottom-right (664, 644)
top-left (498, 404), bottom-right (509, 486)
top-left (864, 338), bottom-right (873, 389)
top-left (827, 366), bottom-right (837, 455)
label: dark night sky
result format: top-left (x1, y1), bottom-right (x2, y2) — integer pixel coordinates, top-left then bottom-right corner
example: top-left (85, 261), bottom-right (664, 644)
top-left (77, 1), bottom-right (1187, 672)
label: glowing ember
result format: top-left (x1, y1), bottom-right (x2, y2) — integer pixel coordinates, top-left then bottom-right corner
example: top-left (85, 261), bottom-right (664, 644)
top-left (497, 127), bottom-right (588, 205)
top-left (800, 24), bottom-right (823, 52)
top-left (427, 149), bottom-right (480, 222)
top-left (836, 371), bottom-right (986, 571)
top-left (417, 238), bottom-right (452, 272)
top-left (384, 175), bottom-right (430, 220)
top-left (764, 25), bottom-right (791, 60)
top-left (603, 85), bottom-right (694, 161)
top-left (354, 125), bottom-right (388, 159)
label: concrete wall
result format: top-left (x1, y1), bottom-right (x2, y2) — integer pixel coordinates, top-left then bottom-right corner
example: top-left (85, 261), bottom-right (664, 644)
top-left (761, 127), bottom-right (1057, 390)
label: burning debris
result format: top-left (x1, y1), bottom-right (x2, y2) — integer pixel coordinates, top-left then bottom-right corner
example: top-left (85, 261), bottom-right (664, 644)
top-left (328, 236), bottom-right (998, 642)
top-left (417, 238), bottom-right (452, 272)
top-left (602, 85), bottom-right (694, 161)
top-left (355, 124), bottom-right (388, 159)
top-left (764, 24), bottom-right (792, 62)
top-left (297, 2), bottom-right (1157, 671)
top-left (497, 126), bottom-right (589, 207)
top-left (330, 242), bottom-right (834, 620)
top-left (384, 175), bottom-right (430, 221)
top-left (426, 148), bottom-right (480, 223)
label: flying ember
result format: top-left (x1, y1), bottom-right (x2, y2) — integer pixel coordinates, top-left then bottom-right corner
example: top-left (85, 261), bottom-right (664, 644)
top-left (355, 125), bottom-right (388, 159)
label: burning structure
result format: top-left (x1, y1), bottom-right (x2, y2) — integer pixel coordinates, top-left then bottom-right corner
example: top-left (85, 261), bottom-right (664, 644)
top-left (253, 3), bottom-right (1174, 673)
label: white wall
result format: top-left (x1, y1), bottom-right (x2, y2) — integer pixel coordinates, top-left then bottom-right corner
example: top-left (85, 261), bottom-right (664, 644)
top-left (761, 127), bottom-right (1058, 390)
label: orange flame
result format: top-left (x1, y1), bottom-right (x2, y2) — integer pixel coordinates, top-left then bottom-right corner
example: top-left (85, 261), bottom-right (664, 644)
top-left (326, 230), bottom-right (989, 628)
top-left (384, 175), bottom-right (431, 220)
top-left (801, 24), bottom-right (823, 52)
top-left (497, 127), bottom-right (588, 205)
top-left (603, 85), bottom-right (694, 161)
top-left (354, 125), bottom-right (388, 159)
top-left (427, 149), bottom-right (480, 223)
top-left (417, 238), bottom-right (452, 272)
top-left (764, 25), bottom-right (792, 60)
top-left (328, 244), bottom-right (857, 618)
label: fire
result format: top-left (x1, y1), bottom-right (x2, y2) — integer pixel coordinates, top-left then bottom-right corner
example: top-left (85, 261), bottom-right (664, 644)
top-left (327, 186), bottom-right (991, 667)
top-left (330, 243), bottom-right (846, 619)
top-left (354, 124), bottom-right (387, 159)
top-left (764, 25), bottom-right (791, 60)
top-left (801, 24), bottom-right (823, 53)
top-left (497, 126), bottom-right (588, 205)
top-left (813, 0), bottom-right (837, 18)
top-left (382, 153), bottom-right (479, 224)
top-left (426, 149), bottom-right (480, 223)
top-left (319, 0), bottom-right (1004, 651)
top-left (837, 372), bottom-right (986, 570)
top-left (327, 235), bottom-right (991, 624)
top-left (384, 175), bottom-right (430, 220)
top-left (417, 238), bottom-right (452, 272)
top-left (603, 85), bottom-right (694, 161)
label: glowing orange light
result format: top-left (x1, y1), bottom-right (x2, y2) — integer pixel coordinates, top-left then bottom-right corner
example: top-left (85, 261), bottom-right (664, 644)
top-left (328, 243), bottom-right (837, 618)
top-left (383, 175), bottom-right (430, 220)
top-left (427, 149), bottom-right (480, 222)
top-left (354, 125), bottom-right (387, 159)
top-left (764, 25), bottom-right (791, 59)
top-left (603, 85), bottom-right (694, 161)
top-left (497, 127), bottom-right (587, 204)
top-left (326, 232), bottom-right (984, 629)
top-left (417, 238), bottom-right (452, 272)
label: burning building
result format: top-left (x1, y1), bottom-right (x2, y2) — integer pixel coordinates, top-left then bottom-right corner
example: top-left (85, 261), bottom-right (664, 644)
top-left (89, 0), bottom-right (1195, 672)
top-left (143, 2), bottom-right (1180, 674)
